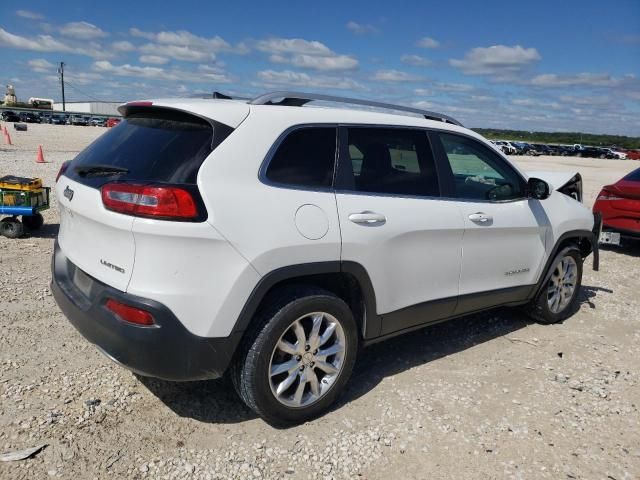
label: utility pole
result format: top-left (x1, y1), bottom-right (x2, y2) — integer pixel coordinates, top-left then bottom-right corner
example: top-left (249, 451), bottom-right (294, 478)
top-left (58, 62), bottom-right (66, 112)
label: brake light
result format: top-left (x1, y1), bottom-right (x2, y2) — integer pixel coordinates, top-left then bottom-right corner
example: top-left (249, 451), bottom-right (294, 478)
top-left (56, 161), bottom-right (70, 182)
top-left (101, 183), bottom-right (198, 220)
top-left (126, 101), bottom-right (153, 108)
top-left (105, 299), bottom-right (154, 326)
top-left (596, 188), bottom-right (623, 201)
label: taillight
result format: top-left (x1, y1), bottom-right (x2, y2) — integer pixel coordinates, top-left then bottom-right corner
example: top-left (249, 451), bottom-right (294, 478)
top-left (56, 161), bottom-right (70, 182)
top-left (596, 188), bottom-right (623, 201)
top-left (105, 298), bottom-right (155, 326)
top-left (101, 183), bottom-right (199, 220)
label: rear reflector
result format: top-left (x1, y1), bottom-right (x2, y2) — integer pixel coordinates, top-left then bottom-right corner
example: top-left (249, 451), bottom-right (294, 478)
top-left (101, 183), bottom-right (198, 220)
top-left (105, 298), bottom-right (155, 326)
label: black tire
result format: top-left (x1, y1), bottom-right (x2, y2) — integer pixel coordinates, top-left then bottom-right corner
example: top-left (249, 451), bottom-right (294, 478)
top-left (231, 287), bottom-right (358, 426)
top-left (0, 218), bottom-right (24, 239)
top-left (526, 247), bottom-right (583, 324)
top-left (22, 213), bottom-right (44, 230)
top-left (599, 154), bottom-right (606, 159)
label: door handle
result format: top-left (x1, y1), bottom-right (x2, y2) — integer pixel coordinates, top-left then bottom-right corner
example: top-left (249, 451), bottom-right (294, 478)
top-left (349, 211), bottom-right (386, 225)
top-left (468, 212), bottom-right (493, 223)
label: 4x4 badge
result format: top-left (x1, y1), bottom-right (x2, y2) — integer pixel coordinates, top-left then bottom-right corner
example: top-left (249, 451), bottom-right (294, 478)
top-left (64, 186), bottom-right (74, 201)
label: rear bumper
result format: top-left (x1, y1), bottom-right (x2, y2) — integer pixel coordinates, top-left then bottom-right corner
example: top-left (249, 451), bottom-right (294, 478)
top-left (51, 241), bottom-right (242, 381)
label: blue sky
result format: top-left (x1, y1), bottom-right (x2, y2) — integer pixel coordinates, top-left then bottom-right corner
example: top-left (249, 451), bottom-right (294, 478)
top-left (1, 0), bottom-right (639, 135)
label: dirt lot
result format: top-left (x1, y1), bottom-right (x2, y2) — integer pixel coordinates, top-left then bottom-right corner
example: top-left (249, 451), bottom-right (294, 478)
top-left (1, 123), bottom-right (639, 479)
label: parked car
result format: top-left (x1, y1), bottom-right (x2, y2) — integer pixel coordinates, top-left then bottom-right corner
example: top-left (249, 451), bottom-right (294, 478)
top-left (621, 149), bottom-right (640, 160)
top-left (603, 148), bottom-right (627, 160)
top-left (574, 146), bottom-right (604, 158)
top-left (90, 117), bottom-right (106, 127)
top-left (40, 113), bottom-right (52, 124)
top-left (547, 145), bottom-right (573, 156)
top-left (106, 117), bottom-right (121, 128)
top-left (532, 143), bottom-right (558, 156)
top-left (50, 114), bottom-right (67, 125)
top-left (21, 112), bottom-right (42, 123)
top-left (593, 167), bottom-right (640, 242)
top-left (492, 140), bottom-right (517, 155)
top-left (511, 142), bottom-right (540, 156)
top-left (52, 92), bottom-right (599, 425)
top-left (69, 115), bottom-right (88, 126)
top-left (1, 110), bottom-right (20, 122)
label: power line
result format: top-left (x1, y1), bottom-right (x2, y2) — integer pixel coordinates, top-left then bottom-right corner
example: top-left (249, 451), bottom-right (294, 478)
top-left (64, 81), bottom-right (106, 102)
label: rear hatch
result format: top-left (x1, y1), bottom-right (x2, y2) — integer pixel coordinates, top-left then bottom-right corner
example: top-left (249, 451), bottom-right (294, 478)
top-left (56, 106), bottom-right (234, 291)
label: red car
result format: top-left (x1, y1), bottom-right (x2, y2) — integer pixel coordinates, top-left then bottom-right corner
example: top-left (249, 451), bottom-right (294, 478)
top-left (593, 167), bottom-right (640, 240)
top-left (106, 117), bottom-right (121, 128)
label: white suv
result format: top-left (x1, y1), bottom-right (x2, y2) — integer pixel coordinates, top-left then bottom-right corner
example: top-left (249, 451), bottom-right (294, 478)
top-left (52, 92), bottom-right (600, 425)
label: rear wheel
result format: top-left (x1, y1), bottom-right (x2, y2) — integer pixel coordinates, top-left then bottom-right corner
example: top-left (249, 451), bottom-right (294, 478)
top-left (231, 287), bottom-right (358, 426)
top-left (526, 247), bottom-right (583, 324)
top-left (0, 218), bottom-right (24, 238)
top-left (22, 213), bottom-right (44, 230)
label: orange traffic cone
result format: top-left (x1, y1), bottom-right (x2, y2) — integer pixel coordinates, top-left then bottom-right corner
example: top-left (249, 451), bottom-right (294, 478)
top-left (4, 131), bottom-right (12, 146)
top-left (36, 145), bottom-right (45, 163)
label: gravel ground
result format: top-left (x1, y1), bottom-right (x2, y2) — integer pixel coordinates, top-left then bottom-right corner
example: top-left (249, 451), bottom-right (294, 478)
top-left (1, 123), bottom-right (639, 479)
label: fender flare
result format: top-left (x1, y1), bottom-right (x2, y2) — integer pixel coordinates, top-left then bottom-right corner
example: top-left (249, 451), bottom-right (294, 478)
top-left (231, 261), bottom-right (379, 338)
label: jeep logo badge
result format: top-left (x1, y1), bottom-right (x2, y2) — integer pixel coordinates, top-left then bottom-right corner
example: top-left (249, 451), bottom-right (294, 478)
top-left (64, 186), bottom-right (74, 201)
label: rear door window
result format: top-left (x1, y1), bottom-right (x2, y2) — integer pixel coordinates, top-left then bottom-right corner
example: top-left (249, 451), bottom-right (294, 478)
top-left (66, 108), bottom-right (228, 188)
top-left (342, 127), bottom-right (439, 197)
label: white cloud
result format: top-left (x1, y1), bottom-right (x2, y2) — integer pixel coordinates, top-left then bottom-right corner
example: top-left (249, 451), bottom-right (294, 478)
top-left (27, 58), bottom-right (54, 73)
top-left (269, 53), bottom-right (358, 71)
top-left (139, 55), bottom-right (169, 65)
top-left (257, 37), bottom-right (332, 56)
top-left (59, 21), bottom-right (108, 40)
top-left (112, 40), bottom-right (135, 52)
top-left (0, 27), bottom-right (73, 52)
top-left (373, 69), bottom-right (423, 82)
top-left (417, 37), bottom-right (440, 49)
top-left (530, 73), bottom-right (618, 87)
top-left (346, 21), bottom-right (377, 35)
top-left (92, 60), bottom-right (231, 83)
top-left (0, 27), bottom-right (113, 59)
top-left (16, 10), bottom-right (44, 20)
top-left (139, 43), bottom-right (213, 62)
top-left (129, 28), bottom-right (236, 52)
top-left (414, 88), bottom-right (433, 96)
top-left (258, 37), bottom-right (359, 72)
top-left (432, 82), bottom-right (475, 93)
top-left (256, 69), bottom-right (364, 90)
top-left (450, 45), bottom-right (541, 75)
top-left (400, 54), bottom-right (431, 67)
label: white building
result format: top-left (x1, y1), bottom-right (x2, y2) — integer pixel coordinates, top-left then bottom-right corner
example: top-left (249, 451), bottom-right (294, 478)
top-left (52, 101), bottom-right (122, 116)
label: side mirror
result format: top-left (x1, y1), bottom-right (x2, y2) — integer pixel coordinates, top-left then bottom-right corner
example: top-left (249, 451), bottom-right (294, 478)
top-left (528, 177), bottom-right (550, 200)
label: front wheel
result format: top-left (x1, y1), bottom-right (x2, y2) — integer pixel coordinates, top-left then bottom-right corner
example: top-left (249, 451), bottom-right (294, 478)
top-left (526, 247), bottom-right (583, 324)
top-left (231, 287), bottom-right (358, 426)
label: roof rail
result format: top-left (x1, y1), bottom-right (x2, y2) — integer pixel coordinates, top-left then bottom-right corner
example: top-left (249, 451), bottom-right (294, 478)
top-left (249, 91), bottom-right (463, 127)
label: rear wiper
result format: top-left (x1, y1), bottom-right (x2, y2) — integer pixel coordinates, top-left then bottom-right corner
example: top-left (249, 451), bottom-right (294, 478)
top-left (74, 165), bottom-right (129, 177)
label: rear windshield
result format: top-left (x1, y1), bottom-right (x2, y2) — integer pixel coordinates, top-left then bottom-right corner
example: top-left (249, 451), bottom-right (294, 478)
top-left (624, 168), bottom-right (640, 182)
top-left (66, 108), bottom-right (228, 187)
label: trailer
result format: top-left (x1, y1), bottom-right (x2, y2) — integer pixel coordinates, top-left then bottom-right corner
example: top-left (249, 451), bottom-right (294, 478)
top-left (0, 176), bottom-right (50, 238)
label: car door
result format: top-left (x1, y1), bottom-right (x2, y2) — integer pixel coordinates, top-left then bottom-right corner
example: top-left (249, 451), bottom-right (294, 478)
top-left (431, 131), bottom-right (549, 313)
top-left (334, 126), bottom-right (465, 337)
